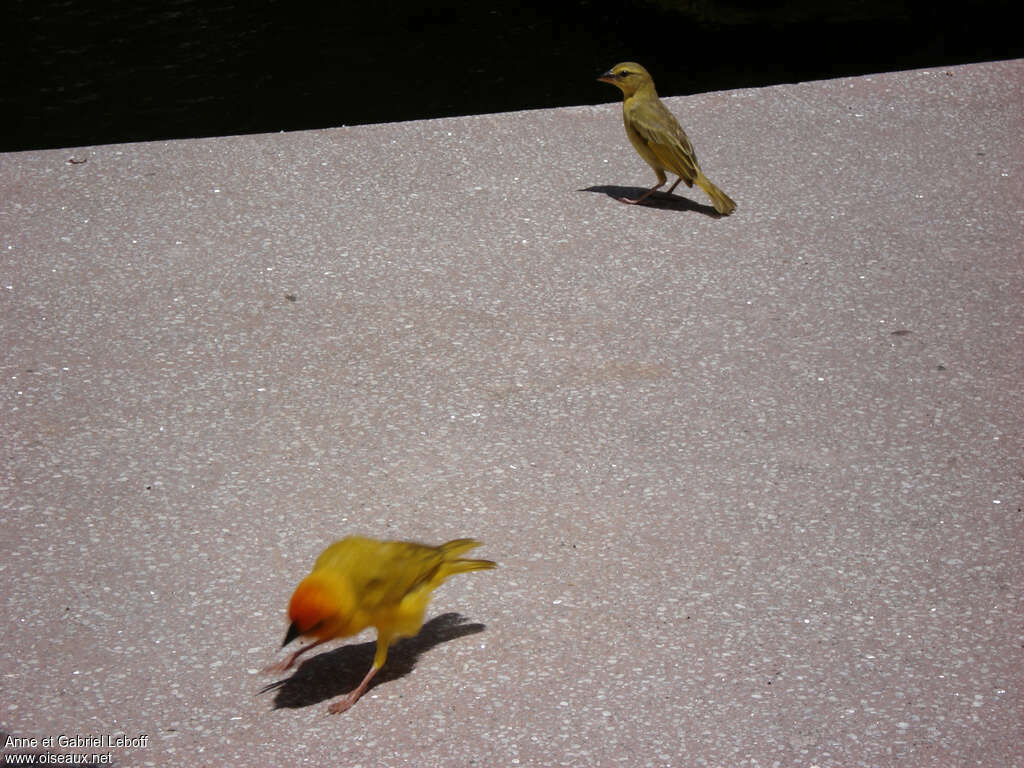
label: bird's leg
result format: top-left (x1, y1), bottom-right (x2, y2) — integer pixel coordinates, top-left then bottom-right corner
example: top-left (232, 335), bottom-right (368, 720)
top-left (326, 633), bottom-right (391, 714)
top-left (665, 176), bottom-right (683, 196)
top-left (262, 637), bottom-right (328, 674)
top-left (618, 180), bottom-right (665, 205)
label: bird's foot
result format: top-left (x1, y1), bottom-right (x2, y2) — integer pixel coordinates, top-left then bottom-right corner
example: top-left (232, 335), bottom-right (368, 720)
top-left (617, 187), bottom-right (660, 205)
top-left (327, 693), bottom-right (360, 715)
top-left (326, 665), bottom-right (377, 714)
top-left (261, 659), bottom-right (293, 675)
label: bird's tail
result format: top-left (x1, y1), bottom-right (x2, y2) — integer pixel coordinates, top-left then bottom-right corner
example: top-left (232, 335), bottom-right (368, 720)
top-left (439, 538), bottom-right (497, 577)
top-left (695, 172), bottom-right (736, 215)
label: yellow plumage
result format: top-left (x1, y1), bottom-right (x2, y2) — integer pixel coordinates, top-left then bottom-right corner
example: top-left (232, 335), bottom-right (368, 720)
top-left (598, 61), bottom-right (736, 214)
top-left (267, 536), bottom-right (495, 714)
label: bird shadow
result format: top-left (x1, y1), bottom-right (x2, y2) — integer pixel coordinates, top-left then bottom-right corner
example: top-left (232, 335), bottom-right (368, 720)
top-left (580, 185), bottom-right (722, 216)
top-left (258, 612), bottom-right (486, 710)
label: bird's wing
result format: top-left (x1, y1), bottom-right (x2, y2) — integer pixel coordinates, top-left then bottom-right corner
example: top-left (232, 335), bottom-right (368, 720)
top-left (317, 538), bottom-right (445, 610)
top-left (628, 98), bottom-right (700, 183)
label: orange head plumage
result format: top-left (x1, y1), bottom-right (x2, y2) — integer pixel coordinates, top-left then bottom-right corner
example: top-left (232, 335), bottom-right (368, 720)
top-left (282, 570), bottom-right (357, 647)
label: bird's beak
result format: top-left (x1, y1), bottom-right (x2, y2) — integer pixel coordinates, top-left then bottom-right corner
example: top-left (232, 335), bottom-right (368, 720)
top-left (597, 70), bottom-right (617, 84)
top-left (282, 622), bottom-right (302, 648)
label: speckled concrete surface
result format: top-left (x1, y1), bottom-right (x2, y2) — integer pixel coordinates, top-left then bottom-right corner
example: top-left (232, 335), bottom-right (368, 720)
top-left (2, 59), bottom-right (1022, 767)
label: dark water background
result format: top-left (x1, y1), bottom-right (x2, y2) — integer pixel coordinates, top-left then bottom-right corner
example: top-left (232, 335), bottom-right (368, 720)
top-left (4, 0), bottom-right (1021, 152)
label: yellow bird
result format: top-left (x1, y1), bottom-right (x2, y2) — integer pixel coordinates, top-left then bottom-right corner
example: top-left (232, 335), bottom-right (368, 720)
top-left (598, 62), bottom-right (736, 214)
top-left (268, 536), bottom-right (495, 714)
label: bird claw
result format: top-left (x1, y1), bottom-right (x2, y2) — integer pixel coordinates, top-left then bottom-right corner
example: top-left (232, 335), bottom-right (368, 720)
top-left (617, 189), bottom-right (661, 205)
top-left (261, 659), bottom-right (293, 675)
top-left (327, 694), bottom-right (358, 715)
